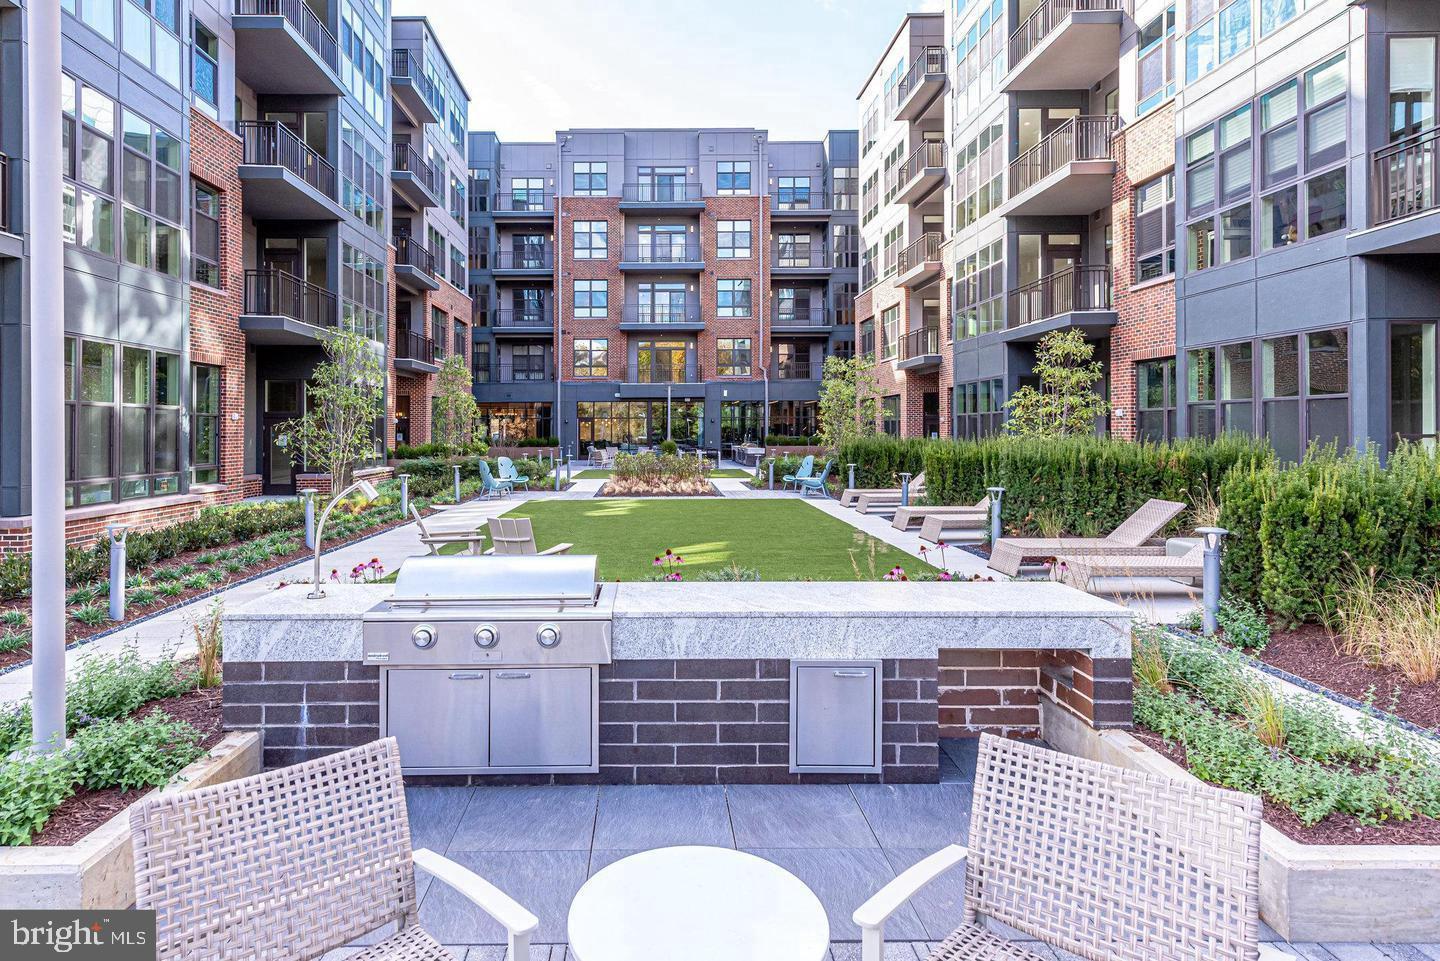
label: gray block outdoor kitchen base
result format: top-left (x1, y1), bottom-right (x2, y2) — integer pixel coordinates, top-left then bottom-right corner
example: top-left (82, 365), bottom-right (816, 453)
top-left (222, 581), bottom-right (1134, 785)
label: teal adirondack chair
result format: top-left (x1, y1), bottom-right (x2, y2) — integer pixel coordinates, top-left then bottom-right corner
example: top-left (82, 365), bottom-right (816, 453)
top-left (497, 456), bottom-right (530, 490)
top-left (781, 455), bottom-right (815, 491)
top-left (797, 460), bottom-right (833, 498)
top-left (478, 459), bottom-right (515, 499)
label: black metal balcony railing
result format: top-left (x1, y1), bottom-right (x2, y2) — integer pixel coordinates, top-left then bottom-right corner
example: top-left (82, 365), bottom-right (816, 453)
top-left (621, 181), bottom-right (703, 203)
top-left (896, 141), bottom-right (948, 190)
top-left (390, 48), bottom-right (437, 103)
top-left (493, 248), bottom-right (554, 271)
top-left (1010, 0), bottom-right (1126, 67)
top-left (611, 362), bottom-right (704, 384)
top-left (773, 242), bottom-right (829, 268)
top-left (243, 268), bottom-right (338, 329)
top-left (1008, 115), bottom-right (1118, 197)
top-left (474, 362), bottom-right (555, 384)
top-left (395, 329), bottom-right (436, 365)
top-left (392, 141), bottom-right (441, 196)
top-left (772, 188), bottom-right (827, 212)
top-left (621, 242), bottom-right (702, 264)
top-left (622, 301), bottom-right (700, 325)
top-left (901, 326), bottom-right (941, 361)
top-left (234, 0), bottom-right (339, 74)
top-left (238, 120), bottom-right (337, 199)
top-left (0, 153), bottom-right (10, 233)
top-left (772, 305), bottom-right (829, 327)
top-left (493, 190), bottom-right (554, 213)
top-left (770, 358), bottom-right (816, 380)
top-left (1374, 128), bottom-right (1440, 225)
top-left (897, 232), bottom-right (944, 274)
top-left (492, 307), bottom-right (555, 329)
top-left (886, 45), bottom-right (947, 115)
top-left (1008, 264), bottom-right (1113, 327)
top-left (392, 235), bottom-right (436, 275)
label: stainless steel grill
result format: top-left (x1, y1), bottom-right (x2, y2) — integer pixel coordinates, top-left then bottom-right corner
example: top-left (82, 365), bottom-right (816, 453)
top-left (363, 555), bottom-right (614, 775)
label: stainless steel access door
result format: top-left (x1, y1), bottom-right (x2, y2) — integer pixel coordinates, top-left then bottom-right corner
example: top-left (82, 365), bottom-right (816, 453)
top-left (489, 667), bottom-right (596, 770)
top-left (790, 660), bottom-right (884, 774)
top-left (385, 668), bottom-right (490, 771)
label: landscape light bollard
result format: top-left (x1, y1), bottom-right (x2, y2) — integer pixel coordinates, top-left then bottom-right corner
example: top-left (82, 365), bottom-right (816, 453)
top-left (847, 464), bottom-right (856, 491)
top-left (899, 473), bottom-right (912, 507)
top-left (105, 524), bottom-right (128, 622)
top-left (768, 461), bottom-right (775, 491)
top-left (566, 455), bottom-right (573, 483)
top-left (398, 474), bottom-right (410, 518)
top-left (453, 465), bottom-right (462, 503)
top-left (554, 453), bottom-right (561, 492)
top-left (987, 486), bottom-right (1005, 545)
top-left (302, 489), bottom-right (318, 551)
top-left (1196, 527), bottom-right (1229, 635)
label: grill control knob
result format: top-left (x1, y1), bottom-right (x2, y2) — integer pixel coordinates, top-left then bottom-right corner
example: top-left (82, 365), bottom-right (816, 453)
top-left (537, 624), bottom-right (561, 648)
top-left (473, 625), bottom-right (498, 648)
top-left (411, 624), bottom-right (437, 649)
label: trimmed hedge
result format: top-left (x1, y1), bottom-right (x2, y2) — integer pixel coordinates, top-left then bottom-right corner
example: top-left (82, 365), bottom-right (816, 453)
top-left (837, 437), bottom-right (931, 488)
top-left (394, 455), bottom-right (555, 498)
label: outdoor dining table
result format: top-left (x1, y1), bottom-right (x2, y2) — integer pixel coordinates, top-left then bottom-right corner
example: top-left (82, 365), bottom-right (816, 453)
top-left (566, 846), bottom-right (829, 961)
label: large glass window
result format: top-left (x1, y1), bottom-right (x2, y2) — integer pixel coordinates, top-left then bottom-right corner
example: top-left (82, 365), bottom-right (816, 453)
top-left (1187, 347), bottom-right (1218, 438)
top-left (62, 79), bottom-right (117, 257)
top-left (717, 161), bottom-right (751, 196)
top-left (574, 279), bottom-right (608, 319)
top-left (573, 161), bottom-right (607, 196)
top-left (573, 220), bottom-right (607, 259)
top-left (716, 338), bottom-right (752, 377)
top-left (1306, 328), bottom-right (1350, 450)
top-left (1134, 173), bottom-right (1175, 281)
top-left (1137, 6), bottom-right (1177, 116)
top-left (192, 180), bottom-right (220, 286)
top-left (118, 109), bottom-right (183, 277)
top-left (1260, 0), bottom-right (1299, 37)
top-left (880, 306), bottom-right (899, 360)
top-left (1262, 335), bottom-right (1302, 462)
top-left (716, 220), bottom-right (751, 258)
top-left (573, 339), bottom-right (608, 378)
top-left (881, 396), bottom-right (901, 437)
top-left (1388, 36), bottom-right (1436, 141)
top-left (1137, 358), bottom-right (1178, 442)
top-left (191, 363), bottom-right (220, 484)
top-left (717, 279), bottom-right (752, 318)
top-left (1390, 322), bottom-right (1436, 450)
top-left (1186, 0), bottom-right (1250, 83)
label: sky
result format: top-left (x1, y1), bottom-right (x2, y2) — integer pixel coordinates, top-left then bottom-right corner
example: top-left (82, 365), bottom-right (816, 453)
top-left (390, 0), bottom-right (943, 142)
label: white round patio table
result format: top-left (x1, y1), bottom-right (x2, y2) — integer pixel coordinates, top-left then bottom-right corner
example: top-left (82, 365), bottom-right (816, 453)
top-left (566, 845), bottom-right (829, 961)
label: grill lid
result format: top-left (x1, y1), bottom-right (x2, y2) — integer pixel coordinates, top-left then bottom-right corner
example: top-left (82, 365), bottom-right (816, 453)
top-left (388, 554), bottom-right (600, 606)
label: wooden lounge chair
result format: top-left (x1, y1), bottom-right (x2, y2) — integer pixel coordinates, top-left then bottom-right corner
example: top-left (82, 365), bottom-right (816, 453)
top-left (409, 504), bottom-right (487, 555)
top-left (796, 460), bottom-right (833, 498)
top-left (853, 734), bottom-right (1284, 961)
top-left (130, 738), bottom-right (539, 961)
top-left (891, 496), bottom-right (990, 531)
top-left (918, 511), bottom-right (989, 543)
top-left (841, 471), bottom-right (925, 509)
top-left (497, 455), bottom-right (531, 490)
top-left (986, 498), bottom-right (1186, 576)
top-left (484, 515), bottom-right (573, 556)
top-left (1054, 539), bottom-right (1205, 592)
top-left (782, 454), bottom-right (815, 491)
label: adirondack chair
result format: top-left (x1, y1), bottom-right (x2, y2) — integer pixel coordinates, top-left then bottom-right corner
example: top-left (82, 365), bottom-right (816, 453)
top-left (408, 504), bottom-right (487, 555)
top-left (796, 460), bottom-right (833, 498)
top-left (477, 459), bottom-right (515, 499)
top-left (781, 455), bottom-right (815, 491)
top-left (497, 455), bottom-right (531, 490)
top-left (484, 516), bottom-right (573, 555)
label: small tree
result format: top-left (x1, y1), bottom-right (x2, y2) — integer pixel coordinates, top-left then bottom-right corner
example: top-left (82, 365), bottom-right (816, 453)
top-left (1003, 329), bottom-right (1110, 437)
top-left (817, 355), bottom-right (881, 453)
top-left (281, 327), bottom-right (385, 491)
top-left (432, 353), bottom-right (478, 450)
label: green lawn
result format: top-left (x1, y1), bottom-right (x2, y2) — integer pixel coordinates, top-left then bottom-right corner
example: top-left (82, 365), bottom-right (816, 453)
top-left (485, 499), bottom-right (932, 581)
top-left (571, 468), bottom-right (755, 480)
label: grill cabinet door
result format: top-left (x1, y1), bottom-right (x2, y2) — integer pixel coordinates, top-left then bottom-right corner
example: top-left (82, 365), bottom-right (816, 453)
top-left (488, 667), bottom-right (593, 769)
top-left (791, 661), bottom-right (882, 773)
top-left (386, 668), bottom-right (490, 770)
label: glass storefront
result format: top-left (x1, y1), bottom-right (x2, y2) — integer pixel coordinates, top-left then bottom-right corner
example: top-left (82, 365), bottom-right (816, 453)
top-left (477, 403), bottom-right (553, 444)
top-left (576, 400), bottom-right (704, 450)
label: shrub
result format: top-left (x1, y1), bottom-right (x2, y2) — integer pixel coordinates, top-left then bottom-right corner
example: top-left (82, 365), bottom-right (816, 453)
top-left (0, 751), bottom-right (76, 846)
top-left (607, 453), bottom-right (710, 495)
top-left (694, 563), bottom-right (761, 582)
top-left (838, 437), bottom-right (930, 489)
top-left (763, 435), bottom-right (818, 446)
top-left (511, 436), bottom-right (560, 447)
top-left (658, 439), bottom-right (679, 455)
top-left (70, 712), bottom-right (205, 792)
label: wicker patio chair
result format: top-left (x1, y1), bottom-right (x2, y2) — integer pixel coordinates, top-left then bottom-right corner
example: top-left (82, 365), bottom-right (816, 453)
top-left (891, 496), bottom-right (989, 531)
top-left (484, 516), bottom-right (572, 556)
top-left (1054, 539), bottom-right (1205, 592)
top-left (129, 738), bottom-right (538, 961)
top-left (841, 471), bottom-right (926, 509)
top-left (854, 735), bottom-right (1289, 961)
top-left (986, 498), bottom-right (1186, 576)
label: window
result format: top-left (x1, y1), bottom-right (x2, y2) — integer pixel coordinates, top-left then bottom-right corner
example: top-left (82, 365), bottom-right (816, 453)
top-left (573, 338), bottom-right (608, 378)
top-left (1260, 0), bottom-right (1299, 38)
top-left (574, 280), bottom-right (608, 319)
top-left (66, 0), bottom-right (116, 41)
top-left (573, 161), bottom-right (607, 196)
top-left (1187, 346), bottom-right (1217, 437)
top-left (1261, 80), bottom-right (1299, 187)
top-left (1219, 204), bottom-right (1251, 263)
top-left (1134, 173), bottom-right (1175, 281)
top-left (637, 282), bottom-right (687, 323)
top-left (956, 379), bottom-right (1005, 439)
top-left (1188, 219), bottom-right (1215, 272)
top-left (881, 396), bottom-right (901, 437)
top-left (1305, 328), bottom-right (1350, 450)
top-left (573, 220), bottom-right (607, 259)
top-left (511, 344), bottom-right (548, 382)
top-left (1262, 334), bottom-right (1302, 461)
top-left (122, 0), bottom-right (183, 89)
top-left (1306, 168), bottom-right (1345, 238)
top-left (1136, 359), bottom-right (1178, 442)
top-left (717, 161), bottom-right (751, 195)
top-left (1185, 0), bottom-right (1249, 84)
top-left (953, 239), bottom-right (1004, 337)
top-left (192, 180), bottom-right (220, 286)
top-left (1389, 322), bottom-right (1436, 449)
top-left (1137, 6), bottom-right (1176, 115)
top-left (832, 167), bottom-right (857, 209)
top-left (62, 80), bottom-right (117, 257)
top-left (190, 363), bottom-right (220, 484)
top-left (1260, 186), bottom-right (1298, 250)
top-left (880, 306), bottom-right (899, 360)
top-left (859, 317), bottom-right (875, 358)
top-left (1220, 341), bottom-right (1255, 434)
top-left (509, 177), bottom-right (544, 210)
top-left (341, 244), bottom-right (385, 341)
top-left (717, 279), bottom-right (752, 318)
top-left (192, 19), bottom-right (219, 108)
top-left (1388, 37), bottom-right (1436, 141)
top-left (716, 338), bottom-right (752, 376)
top-left (777, 176), bottom-right (811, 210)
top-left (1304, 55), bottom-right (1347, 170)
top-left (716, 220), bottom-right (751, 258)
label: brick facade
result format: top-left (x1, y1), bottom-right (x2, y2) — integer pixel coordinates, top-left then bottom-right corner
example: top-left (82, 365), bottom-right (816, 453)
top-left (937, 648), bottom-right (1133, 739)
top-left (856, 267), bottom-right (953, 438)
top-left (1110, 101), bottom-right (1178, 440)
top-left (702, 196), bottom-right (766, 384)
top-left (557, 196), bottom-right (624, 379)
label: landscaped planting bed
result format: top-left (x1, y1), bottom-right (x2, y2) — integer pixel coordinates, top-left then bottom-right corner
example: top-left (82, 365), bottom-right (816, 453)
top-left (598, 453), bottom-right (716, 497)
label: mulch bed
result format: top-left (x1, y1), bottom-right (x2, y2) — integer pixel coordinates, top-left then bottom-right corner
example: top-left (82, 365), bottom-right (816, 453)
top-left (30, 684), bottom-right (225, 847)
top-left (598, 484), bottom-right (718, 498)
top-left (1131, 724), bottom-right (1440, 845)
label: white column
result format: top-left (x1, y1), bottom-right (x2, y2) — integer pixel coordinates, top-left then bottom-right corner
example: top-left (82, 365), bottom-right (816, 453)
top-left (29, 0), bottom-right (67, 750)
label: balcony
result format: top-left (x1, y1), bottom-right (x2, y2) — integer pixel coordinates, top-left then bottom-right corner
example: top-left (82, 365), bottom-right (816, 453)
top-left (390, 49), bottom-right (440, 127)
top-left (769, 358), bottom-right (817, 381)
top-left (391, 142), bottom-right (442, 211)
top-left (770, 304), bottom-right (833, 334)
top-left (236, 121), bottom-right (343, 220)
top-left (394, 329), bottom-right (439, 375)
top-left (619, 181), bottom-right (704, 212)
top-left (618, 242), bottom-right (703, 272)
top-left (491, 307), bottom-right (555, 336)
top-left (771, 242), bottom-right (833, 277)
top-left (896, 233), bottom-right (945, 288)
top-left (491, 190), bottom-right (555, 221)
top-left (239, 268), bottom-right (338, 345)
top-left (770, 189), bottom-right (832, 221)
top-left (393, 235), bottom-right (440, 293)
top-left (491, 248), bottom-right (554, 278)
top-left (619, 301), bottom-right (704, 332)
top-left (231, 0), bottom-right (343, 96)
top-left (474, 361), bottom-right (555, 385)
top-left (888, 45), bottom-right (947, 122)
top-left (1351, 129), bottom-right (1440, 255)
top-left (1003, 0), bottom-right (1126, 93)
top-left (614, 362), bottom-right (707, 396)
top-left (1003, 265), bottom-right (1116, 341)
top-left (897, 326), bottom-right (943, 371)
top-left (894, 141), bottom-right (947, 206)
top-left (1001, 115), bottom-right (1117, 217)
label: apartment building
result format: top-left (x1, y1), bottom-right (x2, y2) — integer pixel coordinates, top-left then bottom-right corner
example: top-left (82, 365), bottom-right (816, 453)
top-left (466, 128), bottom-right (861, 452)
top-left (0, 1), bottom-right (467, 547)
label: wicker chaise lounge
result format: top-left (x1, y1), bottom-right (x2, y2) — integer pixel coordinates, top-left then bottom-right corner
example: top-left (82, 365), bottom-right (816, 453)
top-left (918, 511), bottom-right (988, 543)
top-left (853, 734), bottom-right (1292, 961)
top-left (130, 738), bottom-right (539, 961)
top-left (839, 471), bottom-right (925, 509)
top-left (1055, 539), bottom-right (1205, 592)
top-left (891, 496), bottom-right (989, 531)
top-left (985, 498), bottom-right (1186, 576)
